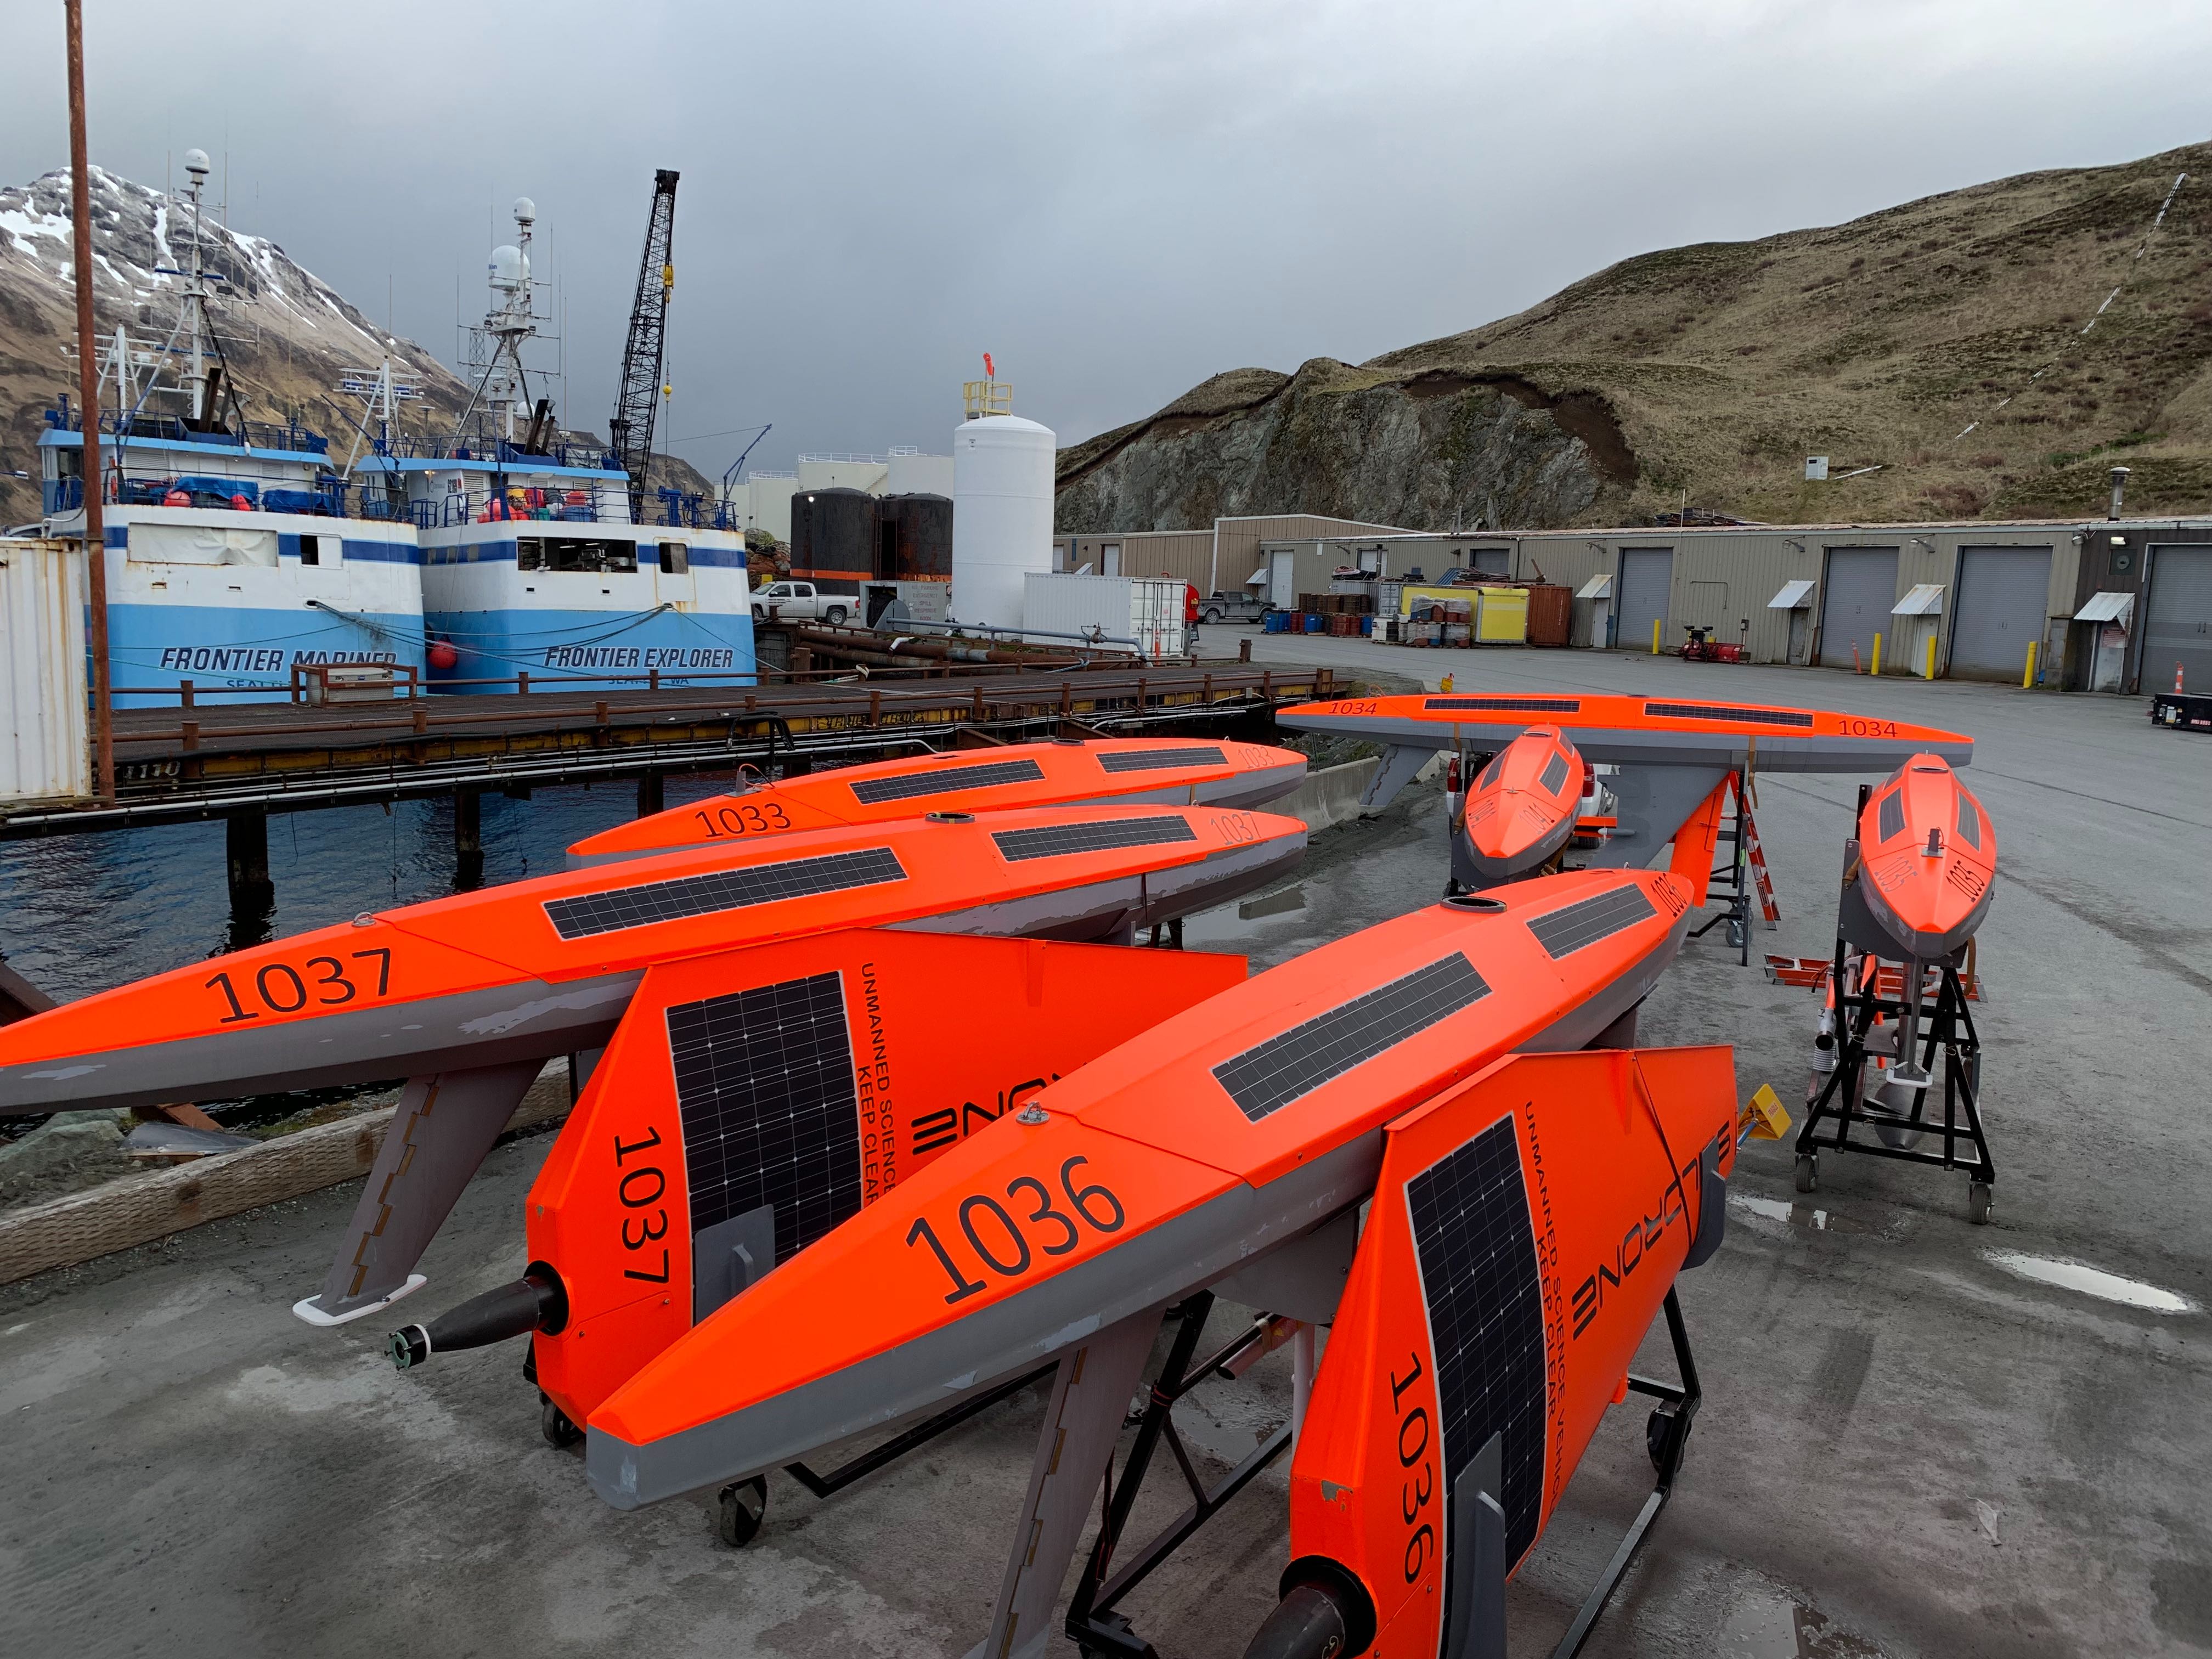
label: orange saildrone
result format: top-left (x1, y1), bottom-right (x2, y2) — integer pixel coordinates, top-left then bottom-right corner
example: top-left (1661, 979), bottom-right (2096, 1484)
top-left (0, 803), bottom-right (1305, 1324)
top-left (568, 737), bottom-right (1308, 866)
top-left (540, 865), bottom-right (1740, 1656)
top-left (1794, 752), bottom-right (2000, 1220)
top-left (1452, 725), bottom-right (1587, 890)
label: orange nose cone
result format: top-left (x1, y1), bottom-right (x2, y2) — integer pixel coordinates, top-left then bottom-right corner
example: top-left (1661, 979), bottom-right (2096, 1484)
top-left (1459, 727), bottom-right (1583, 886)
top-left (1855, 755), bottom-right (1997, 959)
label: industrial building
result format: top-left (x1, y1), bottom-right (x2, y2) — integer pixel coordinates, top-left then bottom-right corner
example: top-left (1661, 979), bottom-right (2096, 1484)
top-left (1052, 514), bottom-right (1410, 597)
top-left (1246, 516), bottom-right (2212, 693)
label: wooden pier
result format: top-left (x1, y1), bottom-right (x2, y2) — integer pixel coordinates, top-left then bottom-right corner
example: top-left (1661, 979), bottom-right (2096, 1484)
top-left (0, 658), bottom-right (1336, 852)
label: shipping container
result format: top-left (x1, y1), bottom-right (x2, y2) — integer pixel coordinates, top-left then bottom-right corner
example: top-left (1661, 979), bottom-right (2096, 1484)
top-left (1021, 572), bottom-right (1188, 657)
top-left (1476, 585), bottom-right (1529, 644)
top-left (0, 537), bottom-right (89, 804)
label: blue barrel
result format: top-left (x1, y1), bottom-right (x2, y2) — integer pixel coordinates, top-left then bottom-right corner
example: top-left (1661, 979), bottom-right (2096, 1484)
top-left (1303, 613), bottom-right (1323, 633)
top-left (1360, 615), bottom-right (1374, 635)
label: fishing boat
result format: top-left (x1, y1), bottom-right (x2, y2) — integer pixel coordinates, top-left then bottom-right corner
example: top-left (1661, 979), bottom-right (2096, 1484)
top-left (36, 150), bottom-right (424, 709)
top-left (370, 198), bottom-right (754, 695)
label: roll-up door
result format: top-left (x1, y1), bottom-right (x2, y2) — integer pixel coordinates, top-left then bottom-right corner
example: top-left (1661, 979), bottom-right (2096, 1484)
top-left (1616, 548), bottom-right (1672, 652)
top-left (1949, 546), bottom-right (2052, 680)
top-left (2142, 545), bottom-right (2212, 694)
top-left (1818, 547), bottom-right (1898, 668)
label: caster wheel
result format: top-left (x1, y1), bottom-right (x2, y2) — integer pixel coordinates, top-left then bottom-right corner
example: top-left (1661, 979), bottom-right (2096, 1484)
top-left (1728, 919), bottom-right (1746, 951)
top-left (1968, 1181), bottom-right (1994, 1226)
top-left (716, 1476), bottom-right (768, 1548)
top-left (540, 1395), bottom-right (583, 1449)
top-left (1793, 1153), bottom-right (1818, 1194)
top-left (1645, 1407), bottom-right (1687, 1474)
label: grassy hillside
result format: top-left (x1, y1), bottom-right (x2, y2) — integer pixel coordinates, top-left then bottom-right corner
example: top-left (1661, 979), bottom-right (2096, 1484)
top-left (1060, 143), bottom-right (2212, 531)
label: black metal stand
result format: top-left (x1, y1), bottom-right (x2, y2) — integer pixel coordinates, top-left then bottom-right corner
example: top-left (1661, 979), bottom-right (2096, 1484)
top-left (1685, 768), bottom-right (1750, 966)
top-left (1549, 1287), bottom-right (1702, 1659)
top-left (1791, 938), bottom-right (1995, 1224)
top-left (780, 1361), bottom-right (1058, 1500)
top-left (1065, 1294), bottom-right (1294, 1659)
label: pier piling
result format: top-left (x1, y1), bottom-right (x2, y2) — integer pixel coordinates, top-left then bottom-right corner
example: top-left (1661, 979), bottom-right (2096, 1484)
top-left (454, 790), bottom-right (484, 889)
top-left (636, 773), bottom-right (664, 818)
top-left (224, 810), bottom-right (272, 909)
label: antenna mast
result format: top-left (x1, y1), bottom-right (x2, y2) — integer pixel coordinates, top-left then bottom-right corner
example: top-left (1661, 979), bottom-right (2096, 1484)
top-left (609, 168), bottom-right (678, 519)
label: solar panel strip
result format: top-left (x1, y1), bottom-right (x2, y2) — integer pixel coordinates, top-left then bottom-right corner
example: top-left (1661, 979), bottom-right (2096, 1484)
top-left (1424, 697), bottom-right (1582, 713)
top-left (1096, 746), bottom-right (1228, 773)
top-left (1878, 791), bottom-right (1906, 843)
top-left (1212, 954), bottom-right (1490, 1123)
top-left (1642, 700), bottom-right (1815, 728)
top-left (1538, 752), bottom-right (1571, 798)
top-left (544, 847), bottom-right (906, 940)
top-left (990, 816), bottom-right (1199, 863)
top-left (1405, 1116), bottom-right (1548, 1585)
top-left (848, 757), bottom-right (1046, 804)
top-left (666, 971), bottom-right (862, 1271)
top-left (1955, 794), bottom-right (1981, 849)
top-left (1525, 885), bottom-right (1658, 960)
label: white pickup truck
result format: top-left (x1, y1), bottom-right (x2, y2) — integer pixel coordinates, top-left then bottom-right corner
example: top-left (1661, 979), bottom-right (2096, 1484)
top-left (749, 580), bottom-right (852, 627)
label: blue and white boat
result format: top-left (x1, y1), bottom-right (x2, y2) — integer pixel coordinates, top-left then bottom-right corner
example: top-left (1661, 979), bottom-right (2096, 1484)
top-left (38, 151), bottom-right (424, 710)
top-left (373, 198), bottom-right (754, 695)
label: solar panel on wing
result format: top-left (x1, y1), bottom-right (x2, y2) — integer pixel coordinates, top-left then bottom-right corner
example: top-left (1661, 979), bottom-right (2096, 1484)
top-left (1212, 954), bottom-right (1489, 1122)
top-left (990, 816), bottom-right (1199, 863)
top-left (666, 971), bottom-right (862, 1272)
top-left (543, 847), bottom-right (906, 940)
top-left (1405, 1116), bottom-right (1547, 1585)
top-left (1096, 746), bottom-right (1227, 773)
top-left (1642, 700), bottom-right (1815, 728)
top-left (1424, 697), bottom-right (1582, 713)
top-left (849, 758), bottom-right (1046, 804)
top-left (1525, 886), bottom-right (1657, 960)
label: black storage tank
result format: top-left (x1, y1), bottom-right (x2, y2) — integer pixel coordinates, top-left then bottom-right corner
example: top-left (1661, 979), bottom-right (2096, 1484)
top-left (789, 487), bottom-right (876, 596)
top-left (877, 492), bottom-right (953, 580)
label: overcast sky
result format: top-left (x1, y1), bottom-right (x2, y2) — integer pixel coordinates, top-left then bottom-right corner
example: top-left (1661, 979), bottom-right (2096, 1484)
top-left (7, 1), bottom-right (2207, 481)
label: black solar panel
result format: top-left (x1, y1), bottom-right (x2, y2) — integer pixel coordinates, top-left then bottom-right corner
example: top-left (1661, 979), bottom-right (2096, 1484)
top-left (1877, 790), bottom-right (1905, 843)
top-left (544, 847), bottom-right (905, 940)
top-left (1212, 954), bottom-right (1489, 1122)
top-left (1642, 700), bottom-right (1815, 728)
top-left (1424, 697), bottom-right (1582, 713)
top-left (849, 757), bottom-right (1045, 804)
top-left (1406, 1116), bottom-right (1547, 1591)
top-left (1525, 885), bottom-right (1657, 960)
top-left (1954, 793), bottom-right (1981, 850)
top-left (1538, 752), bottom-right (1571, 798)
top-left (1097, 745), bottom-right (1227, 773)
top-left (667, 971), bottom-right (861, 1272)
top-left (991, 815), bottom-right (1198, 863)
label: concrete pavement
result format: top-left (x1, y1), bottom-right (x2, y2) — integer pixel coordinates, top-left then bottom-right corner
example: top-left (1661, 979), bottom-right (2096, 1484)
top-left (2, 640), bottom-right (2207, 1658)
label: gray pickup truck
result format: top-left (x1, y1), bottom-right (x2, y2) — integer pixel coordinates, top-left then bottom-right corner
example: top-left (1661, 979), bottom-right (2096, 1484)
top-left (1194, 591), bottom-right (1272, 624)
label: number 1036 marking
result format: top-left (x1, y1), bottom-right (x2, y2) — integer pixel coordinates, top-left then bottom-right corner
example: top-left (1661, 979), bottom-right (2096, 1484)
top-left (906, 1155), bottom-right (1125, 1303)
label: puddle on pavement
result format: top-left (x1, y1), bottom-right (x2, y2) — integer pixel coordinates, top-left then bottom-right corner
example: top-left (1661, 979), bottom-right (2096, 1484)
top-left (1730, 1192), bottom-right (1858, 1233)
top-left (1984, 1249), bottom-right (2197, 1314)
top-left (1237, 884), bottom-right (1307, 921)
top-left (1716, 1585), bottom-right (1886, 1657)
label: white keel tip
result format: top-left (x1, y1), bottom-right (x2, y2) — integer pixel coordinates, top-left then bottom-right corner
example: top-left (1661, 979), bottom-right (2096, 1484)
top-left (292, 1274), bottom-right (427, 1327)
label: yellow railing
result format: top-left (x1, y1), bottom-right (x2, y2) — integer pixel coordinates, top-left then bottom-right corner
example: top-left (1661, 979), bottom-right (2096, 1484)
top-left (963, 380), bottom-right (1014, 420)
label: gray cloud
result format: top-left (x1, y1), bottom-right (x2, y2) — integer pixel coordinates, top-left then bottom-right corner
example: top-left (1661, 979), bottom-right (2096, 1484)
top-left (5, 0), bottom-right (2205, 484)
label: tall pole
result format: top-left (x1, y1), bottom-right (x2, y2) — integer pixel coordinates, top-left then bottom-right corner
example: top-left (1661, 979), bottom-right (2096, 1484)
top-left (65, 0), bottom-right (114, 803)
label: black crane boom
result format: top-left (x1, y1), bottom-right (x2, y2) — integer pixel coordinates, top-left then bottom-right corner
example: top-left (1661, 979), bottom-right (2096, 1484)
top-left (609, 168), bottom-right (679, 520)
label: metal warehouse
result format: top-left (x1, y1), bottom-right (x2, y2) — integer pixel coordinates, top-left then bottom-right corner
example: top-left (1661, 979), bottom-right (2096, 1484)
top-left (1244, 516), bottom-right (2212, 693)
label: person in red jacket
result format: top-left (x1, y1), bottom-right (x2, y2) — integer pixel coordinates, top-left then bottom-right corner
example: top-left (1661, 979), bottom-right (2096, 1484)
top-left (1182, 579), bottom-right (1201, 654)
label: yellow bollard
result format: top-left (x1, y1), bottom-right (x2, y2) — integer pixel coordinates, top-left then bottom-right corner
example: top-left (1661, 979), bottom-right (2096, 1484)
top-left (1651, 617), bottom-right (1662, 655)
top-left (2022, 640), bottom-right (2039, 689)
top-left (1924, 633), bottom-right (1937, 679)
top-left (1870, 632), bottom-right (1882, 678)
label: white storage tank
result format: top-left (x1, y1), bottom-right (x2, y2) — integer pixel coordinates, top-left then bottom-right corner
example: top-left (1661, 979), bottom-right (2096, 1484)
top-left (951, 414), bottom-right (1055, 630)
top-left (0, 538), bottom-right (89, 804)
top-left (1023, 572), bottom-right (1188, 658)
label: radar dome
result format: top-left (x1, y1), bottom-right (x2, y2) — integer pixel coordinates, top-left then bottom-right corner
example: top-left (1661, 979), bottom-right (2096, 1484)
top-left (489, 244), bottom-right (527, 285)
top-left (512, 196), bottom-right (536, 226)
top-left (183, 148), bottom-right (210, 178)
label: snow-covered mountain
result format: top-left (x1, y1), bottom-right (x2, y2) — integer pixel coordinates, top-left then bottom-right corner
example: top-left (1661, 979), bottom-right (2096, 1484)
top-left (0, 165), bottom-right (471, 523)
